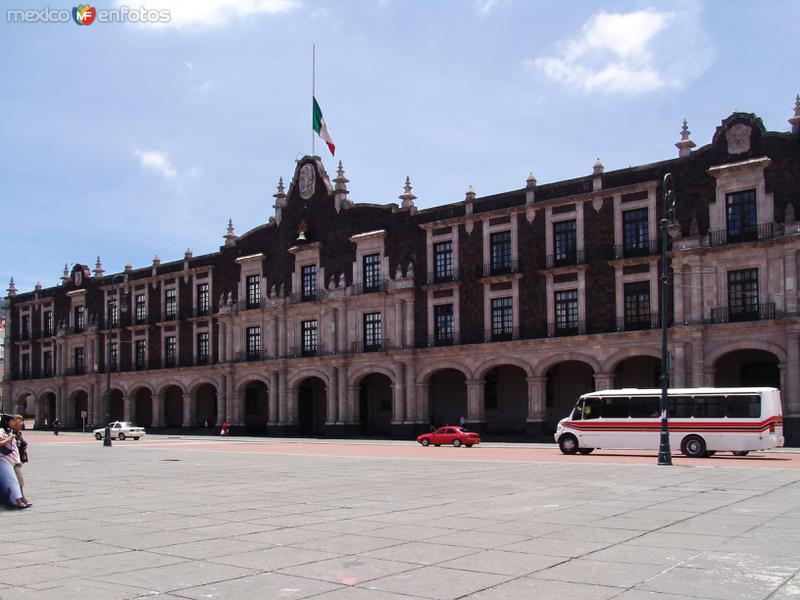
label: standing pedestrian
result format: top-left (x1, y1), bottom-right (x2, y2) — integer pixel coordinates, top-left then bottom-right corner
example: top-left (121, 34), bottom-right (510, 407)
top-left (52, 418), bottom-right (60, 436)
top-left (0, 415), bottom-right (29, 509)
top-left (10, 415), bottom-right (30, 507)
top-left (459, 415), bottom-right (466, 428)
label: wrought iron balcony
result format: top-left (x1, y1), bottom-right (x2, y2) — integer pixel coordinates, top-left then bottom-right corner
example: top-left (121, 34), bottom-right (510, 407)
top-left (484, 327), bottom-right (519, 343)
top-left (350, 281), bottom-right (389, 296)
top-left (545, 250), bottom-right (585, 269)
top-left (480, 260), bottom-right (520, 278)
top-left (65, 366), bottom-right (86, 376)
top-left (617, 314), bottom-right (660, 331)
top-left (286, 289), bottom-right (328, 304)
top-left (426, 268), bottom-right (466, 285)
top-left (614, 239), bottom-right (659, 259)
top-left (548, 321), bottom-right (587, 337)
top-left (428, 332), bottom-right (460, 347)
top-left (709, 223), bottom-right (775, 247)
top-left (351, 338), bottom-right (389, 353)
top-left (711, 303), bottom-right (775, 324)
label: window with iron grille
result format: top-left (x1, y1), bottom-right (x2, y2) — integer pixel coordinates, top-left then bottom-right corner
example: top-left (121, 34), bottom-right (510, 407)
top-left (728, 268), bottom-right (759, 317)
top-left (301, 265), bottom-right (317, 300)
top-left (553, 220), bottom-right (577, 264)
top-left (165, 336), bottom-right (177, 367)
top-left (622, 208), bottom-right (649, 254)
top-left (109, 342), bottom-right (118, 371)
top-left (624, 281), bottom-right (651, 326)
top-left (21, 314), bottom-right (30, 338)
top-left (555, 289), bottom-right (578, 331)
top-left (197, 332), bottom-right (209, 365)
top-left (165, 288), bottom-right (177, 320)
top-left (246, 326), bottom-right (261, 360)
top-left (197, 283), bottom-right (209, 316)
top-left (433, 241), bottom-right (454, 282)
top-left (434, 304), bottom-right (454, 343)
top-left (74, 347), bottom-right (85, 373)
top-left (107, 299), bottom-right (119, 328)
top-left (363, 253), bottom-right (381, 292)
top-left (43, 350), bottom-right (53, 377)
top-left (135, 294), bottom-right (147, 324)
top-left (363, 312), bottom-right (382, 350)
top-left (726, 189), bottom-right (757, 240)
top-left (135, 340), bottom-right (146, 369)
top-left (490, 231), bottom-right (512, 272)
top-left (44, 310), bottom-right (53, 336)
top-left (21, 354), bottom-right (30, 378)
top-left (301, 320), bottom-right (318, 355)
top-left (246, 275), bottom-right (261, 309)
top-left (74, 306), bottom-right (85, 332)
top-left (491, 297), bottom-right (513, 337)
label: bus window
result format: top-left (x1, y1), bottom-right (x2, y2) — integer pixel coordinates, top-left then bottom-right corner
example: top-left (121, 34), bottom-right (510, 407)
top-left (693, 396), bottom-right (725, 418)
top-left (726, 395), bottom-right (761, 418)
top-left (602, 397), bottom-right (630, 418)
top-left (669, 396), bottom-right (692, 418)
top-left (630, 396), bottom-right (660, 418)
top-left (571, 402), bottom-right (583, 420)
top-left (583, 397), bottom-right (601, 419)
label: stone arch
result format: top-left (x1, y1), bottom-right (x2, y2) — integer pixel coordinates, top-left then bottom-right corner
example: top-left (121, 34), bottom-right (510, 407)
top-left (705, 340), bottom-right (787, 369)
top-left (14, 388), bottom-right (37, 406)
top-left (153, 380), bottom-right (184, 397)
top-left (418, 360), bottom-right (472, 384)
top-left (160, 384), bottom-right (184, 427)
top-left (474, 357), bottom-right (534, 380)
top-left (426, 367), bottom-right (468, 428)
top-left (295, 375), bottom-right (327, 436)
top-left (534, 352), bottom-right (602, 378)
top-left (349, 364), bottom-right (397, 388)
top-left (189, 378), bottom-right (220, 428)
top-left (240, 378), bottom-right (269, 432)
top-left (541, 357), bottom-right (597, 431)
top-left (482, 363), bottom-right (529, 434)
top-left (67, 388), bottom-right (90, 427)
top-left (288, 369), bottom-right (330, 391)
top-left (36, 390), bottom-right (58, 428)
top-left (235, 374), bottom-right (271, 395)
top-left (357, 372), bottom-right (394, 436)
top-left (604, 347), bottom-right (662, 375)
top-left (189, 377), bottom-right (222, 396)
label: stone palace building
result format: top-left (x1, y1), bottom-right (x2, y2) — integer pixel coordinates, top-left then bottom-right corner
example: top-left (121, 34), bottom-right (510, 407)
top-left (4, 100), bottom-right (800, 443)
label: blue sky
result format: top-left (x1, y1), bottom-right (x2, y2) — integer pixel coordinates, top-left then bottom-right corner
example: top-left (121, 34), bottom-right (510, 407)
top-left (2, 0), bottom-right (798, 293)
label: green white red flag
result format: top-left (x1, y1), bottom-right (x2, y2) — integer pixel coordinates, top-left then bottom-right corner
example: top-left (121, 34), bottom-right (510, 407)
top-left (312, 96), bottom-right (335, 156)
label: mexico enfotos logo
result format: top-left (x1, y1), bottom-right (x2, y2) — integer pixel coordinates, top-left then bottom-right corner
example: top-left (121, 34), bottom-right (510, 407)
top-left (7, 5), bottom-right (171, 24)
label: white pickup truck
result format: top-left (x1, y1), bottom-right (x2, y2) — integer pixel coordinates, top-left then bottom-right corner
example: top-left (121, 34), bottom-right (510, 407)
top-left (93, 421), bottom-right (146, 441)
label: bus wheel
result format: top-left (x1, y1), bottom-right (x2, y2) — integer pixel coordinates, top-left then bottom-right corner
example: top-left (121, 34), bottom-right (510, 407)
top-left (681, 435), bottom-right (706, 458)
top-left (578, 448), bottom-right (594, 455)
top-left (733, 450), bottom-right (749, 457)
top-left (558, 434), bottom-right (579, 455)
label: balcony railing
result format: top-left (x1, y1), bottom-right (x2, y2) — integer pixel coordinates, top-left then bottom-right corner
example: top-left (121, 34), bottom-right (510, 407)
top-left (20, 331), bottom-right (31, 341)
top-left (428, 332), bottom-right (459, 347)
top-left (285, 344), bottom-right (329, 359)
top-left (614, 239), bottom-right (659, 259)
top-left (711, 303), bottom-right (775, 324)
top-left (709, 223), bottom-right (775, 247)
top-left (351, 338), bottom-right (389, 353)
top-left (65, 366), bottom-right (86, 376)
top-left (232, 350), bottom-right (263, 362)
top-left (484, 328), bottom-right (519, 343)
top-left (426, 268), bottom-right (466, 285)
top-left (286, 289), bottom-right (328, 304)
top-left (548, 321), bottom-right (587, 337)
top-left (545, 250), bottom-right (586, 269)
top-left (480, 260), bottom-right (520, 278)
top-left (350, 281), bottom-right (389, 296)
top-left (617, 314), bottom-right (660, 331)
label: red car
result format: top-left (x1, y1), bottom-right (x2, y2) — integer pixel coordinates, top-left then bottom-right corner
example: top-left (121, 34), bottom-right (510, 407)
top-left (417, 426), bottom-right (480, 448)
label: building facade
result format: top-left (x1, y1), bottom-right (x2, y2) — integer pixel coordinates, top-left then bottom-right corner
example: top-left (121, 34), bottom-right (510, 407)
top-left (4, 104), bottom-right (800, 443)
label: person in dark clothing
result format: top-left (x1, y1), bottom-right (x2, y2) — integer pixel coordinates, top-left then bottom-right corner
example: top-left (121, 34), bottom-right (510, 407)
top-left (52, 418), bottom-right (60, 436)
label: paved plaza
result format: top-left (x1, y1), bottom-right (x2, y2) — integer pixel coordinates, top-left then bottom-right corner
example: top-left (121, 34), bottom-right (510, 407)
top-left (2, 434), bottom-right (800, 599)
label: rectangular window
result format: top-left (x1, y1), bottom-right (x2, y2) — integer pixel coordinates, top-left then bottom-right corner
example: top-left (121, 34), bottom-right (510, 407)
top-left (197, 332), bottom-right (209, 365)
top-left (107, 299), bottom-right (119, 328)
top-left (726, 189), bottom-right (757, 242)
top-left (622, 208), bottom-right (650, 256)
top-left (491, 297), bottom-right (514, 340)
top-left (629, 396), bottom-right (660, 418)
top-left (728, 268), bottom-right (759, 320)
top-left (43, 310), bottom-right (53, 336)
top-left (301, 265), bottom-right (317, 300)
top-left (109, 342), bottom-right (118, 371)
top-left (601, 397), bottom-right (630, 418)
top-left (165, 288), bottom-right (177, 320)
top-left (363, 312), bottom-right (382, 351)
top-left (246, 275), bottom-right (261, 309)
top-left (74, 306), bottom-right (85, 333)
top-left (165, 336), bottom-right (177, 368)
top-left (43, 350), bottom-right (53, 377)
top-left (433, 241), bottom-right (454, 282)
top-left (74, 347), bottom-right (84, 374)
top-left (555, 289), bottom-right (579, 333)
top-left (553, 220), bottom-right (577, 266)
top-left (434, 304), bottom-right (454, 345)
top-left (301, 320), bottom-right (318, 356)
top-left (490, 231), bottom-right (512, 274)
top-left (21, 354), bottom-right (30, 378)
top-left (363, 253), bottom-right (381, 292)
top-left (623, 281), bottom-right (651, 329)
top-left (246, 326), bottom-right (261, 361)
top-left (197, 283), bottom-right (209, 316)
top-left (21, 315), bottom-right (30, 339)
top-left (726, 394), bottom-right (760, 418)
top-left (135, 294), bottom-right (147, 324)
top-left (135, 340), bottom-right (146, 370)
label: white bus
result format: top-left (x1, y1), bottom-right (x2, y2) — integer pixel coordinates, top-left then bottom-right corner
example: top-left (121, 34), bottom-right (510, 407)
top-left (555, 387), bottom-right (784, 457)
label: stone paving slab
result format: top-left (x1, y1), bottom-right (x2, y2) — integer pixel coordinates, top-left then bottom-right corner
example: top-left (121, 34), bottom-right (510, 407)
top-left (3, 434), bottom-right (800, 599)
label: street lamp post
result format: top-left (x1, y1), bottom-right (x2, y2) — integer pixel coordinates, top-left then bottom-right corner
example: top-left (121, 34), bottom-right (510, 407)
top-left (658, 173), bottom-right (679, 466)
top-left (104, 274), bottom-right (128, 447)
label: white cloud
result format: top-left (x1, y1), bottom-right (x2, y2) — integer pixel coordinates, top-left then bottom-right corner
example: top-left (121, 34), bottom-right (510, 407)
top-left (531, 7), bottom-right (712, 94)
top-left (116, 0), bottom-right (301, 29)
top-left (474, 0), bottom-right (500, 17)
top-left (135, 150), bottom-right (177, 179)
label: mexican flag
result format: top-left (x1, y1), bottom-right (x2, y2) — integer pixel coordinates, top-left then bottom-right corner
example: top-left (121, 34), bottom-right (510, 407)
top-left (312, 96), bottom-right (335, 156)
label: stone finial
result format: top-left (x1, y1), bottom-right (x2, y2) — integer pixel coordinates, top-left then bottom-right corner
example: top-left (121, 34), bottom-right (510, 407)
top-left (593, 158), bottom-right (604, 175)
top-left (465, 185), bottom-right (476, 202)
top-left (689, 216), bottom-right (700, 237)
top-left (93, 256), bottom-right (104, 278)
top-left (329, 274), bottom-right (336, 289)
top-left (152, 255), bottom-right (160, 267)
top-left (7, 277), bottom-right (17, 297)
top-left (279, 283), bottom-right (285, 297)
top-left (526, 172), bottom-right (537, 187)
top-left (399, 176), bottom-right (417, 211)
top-left (224, 219), bottom-right (238, 247)
top-left (786, 203), bottom-right (796, 225)
top-left (338, 273), bottom-right (345, 288)
top-left (676, 119), bottom-right (696, 158)
top-left (219, 292), bottom-right (225, 306)
top-left (226, 291), bottom-right (233, 305)
top-left (184, 248), bottom-right (193, 260)
top-left (526, 172), bottom-right (537, 205)
top-left (273, 177), bottom-right (287, 224)
top-left (395, 264), bottom-right (402, 280)
top-left (333, 161), bottom-right (350, 212)
top-left (124, 261), bottom-right (133, 273)
top-left (34, 281), bottom-right (42, 292)
top-left (407, 262), bottom-right (414, 278)
top-left (592, 159), bottom-right (603, 191)
top-left (61, 264), bottom-right (69, 284)
top-left (271, 284), bottom-right (277, 297)
top-left (790, 94), bottom-right (800, 134)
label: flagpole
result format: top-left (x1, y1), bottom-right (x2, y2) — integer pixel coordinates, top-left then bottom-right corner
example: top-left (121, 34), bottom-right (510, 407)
top-left (312, 44), bottom-right (316, 157)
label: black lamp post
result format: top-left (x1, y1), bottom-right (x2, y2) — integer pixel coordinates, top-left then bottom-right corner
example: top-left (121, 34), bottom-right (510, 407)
top-left (104, 274), bottom-right (128, 447)
top-left (658, 173), bottom-right (680, 466)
